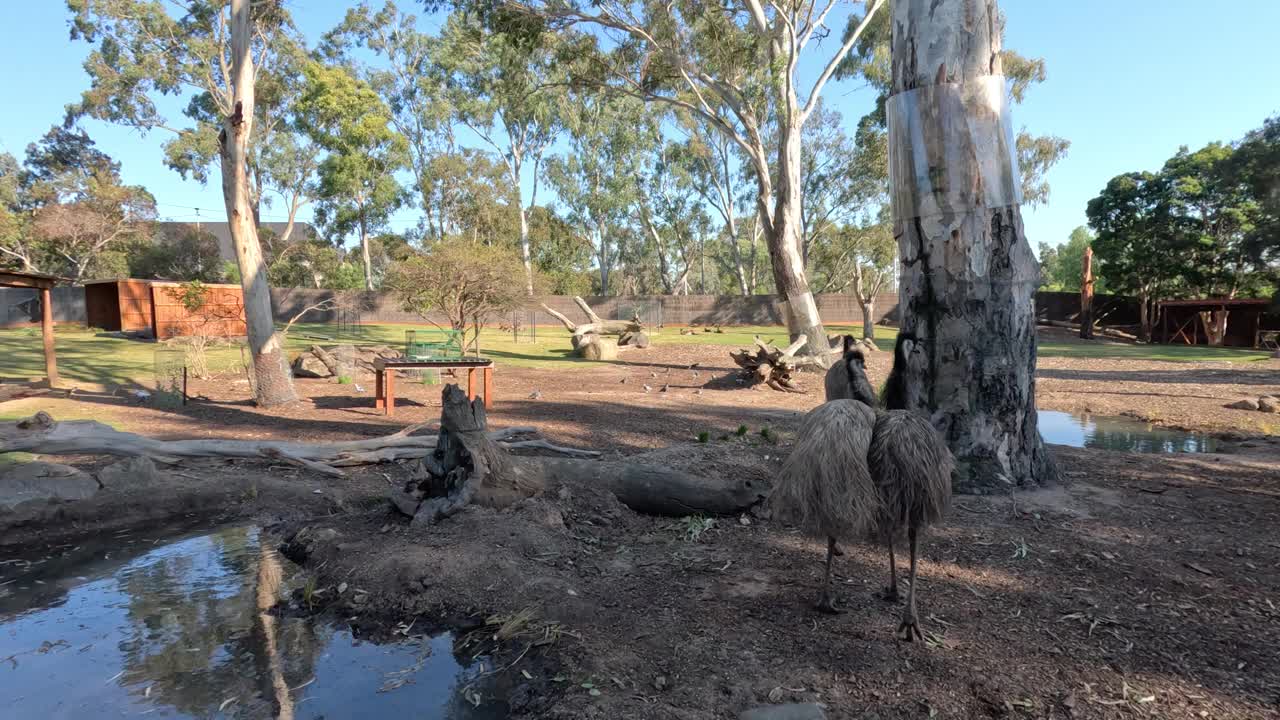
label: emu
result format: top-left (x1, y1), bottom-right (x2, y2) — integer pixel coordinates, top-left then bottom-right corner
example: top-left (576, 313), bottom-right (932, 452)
top-left (774, 333), bottom-right (953, 640)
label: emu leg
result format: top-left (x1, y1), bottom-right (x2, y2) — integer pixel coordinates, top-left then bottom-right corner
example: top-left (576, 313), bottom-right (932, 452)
top-left (897, 526), bottom-right (924, 641)
top-left (881, 542), bottom-right (900, 602)
top-left (815, 536), bottom-right (842, 614)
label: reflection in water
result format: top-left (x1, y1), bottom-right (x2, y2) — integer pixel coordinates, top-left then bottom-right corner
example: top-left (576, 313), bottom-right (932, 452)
top-left (0, 526), bottom-right (506, 719)
top-left (1037, 410), bottom-right (1218, 454)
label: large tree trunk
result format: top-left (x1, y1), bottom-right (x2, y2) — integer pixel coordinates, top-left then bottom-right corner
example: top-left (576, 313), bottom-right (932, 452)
top-left (1199, 310), bottom-right (1229, 346)
top-left (518, 203), bottom-right (534, 295)
top-left (859, 296), bottom-right (876, 340)
top-left (219, 0), bottom-right (296, 407)
top-left (1079, 245), bottom-right (1095, 339)
top-left (359, 217), bottom-right (374, 291)
top-left (768, 123), bottom-right (830, 364)
top-left (1137, 292), bottom-right (1153, 343)
top-left (888, 0), bottom-right (1054, 492)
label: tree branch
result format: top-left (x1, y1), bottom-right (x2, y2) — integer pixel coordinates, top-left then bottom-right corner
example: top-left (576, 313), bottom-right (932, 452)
top-left (801, 0), bottom-right (885, 124)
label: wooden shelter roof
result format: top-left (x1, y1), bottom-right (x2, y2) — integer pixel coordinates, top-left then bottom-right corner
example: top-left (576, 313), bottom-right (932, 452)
top-left (0, 270), bottom-right (64, 290)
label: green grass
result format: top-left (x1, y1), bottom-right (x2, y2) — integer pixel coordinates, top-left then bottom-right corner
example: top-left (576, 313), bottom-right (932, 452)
top-left (0, 321), bottom-right (1268, 388)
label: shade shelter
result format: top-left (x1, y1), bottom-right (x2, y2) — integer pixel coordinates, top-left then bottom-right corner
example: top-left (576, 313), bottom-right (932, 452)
top-left (0, 270), bottom-right (63, 386)
top-left (1159, 298), bottom-right (1279, 348)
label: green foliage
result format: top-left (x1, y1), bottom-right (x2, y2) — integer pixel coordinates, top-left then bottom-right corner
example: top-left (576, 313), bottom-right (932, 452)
top-left (170, 280), bottom-right (208, 314)
top-left (1038, 227), bottom-right (1101, 293)
top-left (386, 239), bottom-right (536, 352)
top-left (735, 425), bottom-right (748, 437)
top-left (696, 431), bottom-right (710, 444)
top-left (336, 375), bottom-right (353, 385)
top-left (129, 225), bottom-right (226, 282)
top-left (296, 61), bottom-right (409, 289)
top-left (679, 515), bottom-right (716, 543)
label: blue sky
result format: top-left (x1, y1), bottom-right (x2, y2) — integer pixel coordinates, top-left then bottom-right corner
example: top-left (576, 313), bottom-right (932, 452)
top-left (1, 1), bottom-right (1277, 256)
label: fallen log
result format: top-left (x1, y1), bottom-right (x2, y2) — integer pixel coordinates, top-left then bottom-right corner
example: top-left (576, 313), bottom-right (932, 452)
top-left (542, 296), bottom-right (645, 353)
top-left (394, 385), bottom-right (764, 524)
top-left (0, 412), bottom-right (592, 476)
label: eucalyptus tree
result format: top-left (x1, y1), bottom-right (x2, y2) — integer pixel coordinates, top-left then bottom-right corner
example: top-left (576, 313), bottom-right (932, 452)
top-left (437, 11), bottom-right (566, 295)
top-left (322, 2), bottom-right (459, 242)
top-left (508, 0), bottom-right (890, 358)
top-left (886, 0), bottom-right (1057, 490)
top-left (673, 119), bottom-right (757, 295)
top-left (66, 0), bottom-right (299, 404)
top-left (296, 62), bottom-right (410, 290)
top-left (546, 92), bottom-right (648, 294)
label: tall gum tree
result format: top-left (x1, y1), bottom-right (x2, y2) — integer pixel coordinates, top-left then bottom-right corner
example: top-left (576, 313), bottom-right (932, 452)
top-left (66, 0), bottom-right (298, 405)
top-left (888, 0), bottom-right (1055, 491)
top-left (507, 0), bottom-right (889, 360)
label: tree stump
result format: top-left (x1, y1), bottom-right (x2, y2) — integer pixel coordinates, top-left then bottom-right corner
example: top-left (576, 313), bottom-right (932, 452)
top-left (728, 337), bottom-right (813, 392)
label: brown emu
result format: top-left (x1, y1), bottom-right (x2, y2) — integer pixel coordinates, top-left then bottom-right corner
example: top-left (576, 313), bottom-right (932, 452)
top-left (780, 333), bottom-right (953, 639)
top-left (771, 398), bottom-right (879, 613)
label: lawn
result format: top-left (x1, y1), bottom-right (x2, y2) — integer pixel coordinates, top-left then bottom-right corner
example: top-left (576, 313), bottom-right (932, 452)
top-left (0, 322), bottom-right (1269, 388)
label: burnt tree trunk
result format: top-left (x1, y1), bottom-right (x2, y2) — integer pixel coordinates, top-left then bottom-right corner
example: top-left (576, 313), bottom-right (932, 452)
top-left (888, 0), bottom-right (1055, 492)
top-left (1080, 245), bottom-right (1094, 339)
top-left (395, 386), bottom-right (763, 524)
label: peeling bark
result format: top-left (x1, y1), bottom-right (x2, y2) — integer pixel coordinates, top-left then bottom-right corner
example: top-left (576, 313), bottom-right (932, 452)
top-left (889, 0), bottom-right (1055, 492)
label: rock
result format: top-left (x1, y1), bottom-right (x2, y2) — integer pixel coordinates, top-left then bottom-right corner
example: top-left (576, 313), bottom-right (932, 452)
top-left (292, 353), bottom-right (331, 378)
top-left (1259, 396), bottom-right (1279, 413)
top-left (1226, 398), bottom-right (1260, 410)
top-left (619, 331), bottom-right (651, 349)
top-left (0, 462), bottom-right (99, 510)
top-left (579, 337), bottom-right (618, 361)
top-left (740, 703), bottom-right (827, 720)
top-left (96, 456), bottom-right (161, 488)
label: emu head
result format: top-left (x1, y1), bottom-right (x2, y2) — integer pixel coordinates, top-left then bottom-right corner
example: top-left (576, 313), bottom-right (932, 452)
top-left (841, 335), bottom-right (878, 407)
top-left (885, 332), bottom-right (928, 410)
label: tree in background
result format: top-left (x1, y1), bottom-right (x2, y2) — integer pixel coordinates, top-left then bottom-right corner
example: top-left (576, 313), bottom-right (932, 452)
top-left (296, 62), bottom-right (410, 290)
top-left (510, 0), bottom-right (891, 359)
top-left (129, 225), bottom-right (226, 282)
top-left (24, 126), bottom-right (156, 282)
top-left (438, 11), bottom-right (564, 295)
top-left (1087, 172), bottom-right (1178, 342)
top-left (1038, 226), bottom-right (1099, 293)
top-left (386, 239), bottom-right (535, 352)
top-left (1161, 143), bottom-right (1262, 344)
top-left (809, 219), bottom-right (895, 339)
top-left (68, 0), bottom-right (297, 405)
top-left (0, 152), bottom-right (37, 272)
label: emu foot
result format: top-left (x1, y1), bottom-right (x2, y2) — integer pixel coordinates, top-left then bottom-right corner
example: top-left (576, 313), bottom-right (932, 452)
top-left (896, 611), bottom-right (924, 642)
top-left (880, 586), bottom-right (900, 603)
top-left (814, 593), bottom-right (843, 614)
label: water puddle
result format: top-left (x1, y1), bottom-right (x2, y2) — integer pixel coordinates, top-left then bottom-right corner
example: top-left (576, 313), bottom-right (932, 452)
top-left (1037, 410), bottom-right (1218, 453)
top-left (0, 526), bottom-right (506, 719)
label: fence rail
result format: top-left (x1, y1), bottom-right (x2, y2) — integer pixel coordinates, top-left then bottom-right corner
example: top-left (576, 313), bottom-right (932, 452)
top-left (1, 285), bottom-right (1144, 331)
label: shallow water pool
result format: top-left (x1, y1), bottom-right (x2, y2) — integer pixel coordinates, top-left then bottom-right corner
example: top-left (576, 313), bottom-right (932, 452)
top-left (1037, 410), bottom-right (1218, 454)
top-left (0, 526), bottom-right (505, 719)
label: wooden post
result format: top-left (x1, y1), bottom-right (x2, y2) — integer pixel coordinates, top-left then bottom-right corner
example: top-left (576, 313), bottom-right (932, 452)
top-left (466, 368), bottom-right (477, 402)
top-left (375, 369), bottom-right (385, 409)
top-left (40, 286), bottom-right (58, 388)
top-left (385, 369), bottom-right (396, 417)
top-left (483, 366), bottom-right (493, 408)
top-left (1080, 246), bottom-right (1094, 340)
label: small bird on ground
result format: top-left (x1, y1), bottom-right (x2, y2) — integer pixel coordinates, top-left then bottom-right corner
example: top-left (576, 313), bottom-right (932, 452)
top-left (620, 377), bottom-right (629, 384)
top-left (643, 384), bottom-right (653, 393)
top-left (692, 370), bottom-right (700, 379)
top-left (660, 383), bottom-right (669, 393)
top-left (529, 391), bottom-right (543, 400)
top-left (649, 371), bottom-right (658, 378)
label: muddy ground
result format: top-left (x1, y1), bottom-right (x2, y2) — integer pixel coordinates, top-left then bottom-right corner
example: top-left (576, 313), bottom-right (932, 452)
top-left (2, 339), bottom-right (1279, 718)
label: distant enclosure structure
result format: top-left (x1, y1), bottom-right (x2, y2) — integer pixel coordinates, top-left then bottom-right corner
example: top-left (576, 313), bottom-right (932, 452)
top-left (1159, 298), bottom-right (1280, 348)
top-left (80, 279), bottom-right (247, 339)
top-left (0, 270), bottom-right (63, 386)
top-left (7, 285), bottom-right (1279, 348)
top-left (84, 279), bottom-right (154, 332)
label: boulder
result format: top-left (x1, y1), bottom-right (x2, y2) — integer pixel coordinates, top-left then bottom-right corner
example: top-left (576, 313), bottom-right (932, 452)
top-left (1227, 398), bottom-right (1260, 411)
top-left (0, 462), bottom-right (99, 510)
top-left (96, 456), bottom-right (161, 489)
top-left (578, 337), bottom-right (618, 361)
top-left (1259, 396), bottom-right (1279, 414)
top-left (619, 331), bottom-right (651, 349)
top-left (292, 353), bottom-right (332, 378)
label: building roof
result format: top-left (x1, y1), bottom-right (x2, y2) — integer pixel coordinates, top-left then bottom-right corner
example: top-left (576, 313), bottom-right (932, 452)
top-left (0, 270), bottom-right (65, 289)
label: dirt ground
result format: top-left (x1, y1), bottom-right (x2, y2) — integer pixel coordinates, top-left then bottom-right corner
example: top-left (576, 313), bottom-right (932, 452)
top-left (3, 338), bottom-right (1280, 718)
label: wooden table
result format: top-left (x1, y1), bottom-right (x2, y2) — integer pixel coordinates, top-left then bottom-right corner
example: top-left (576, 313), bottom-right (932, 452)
top-left (374, 358), bottom-right (494, 416)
